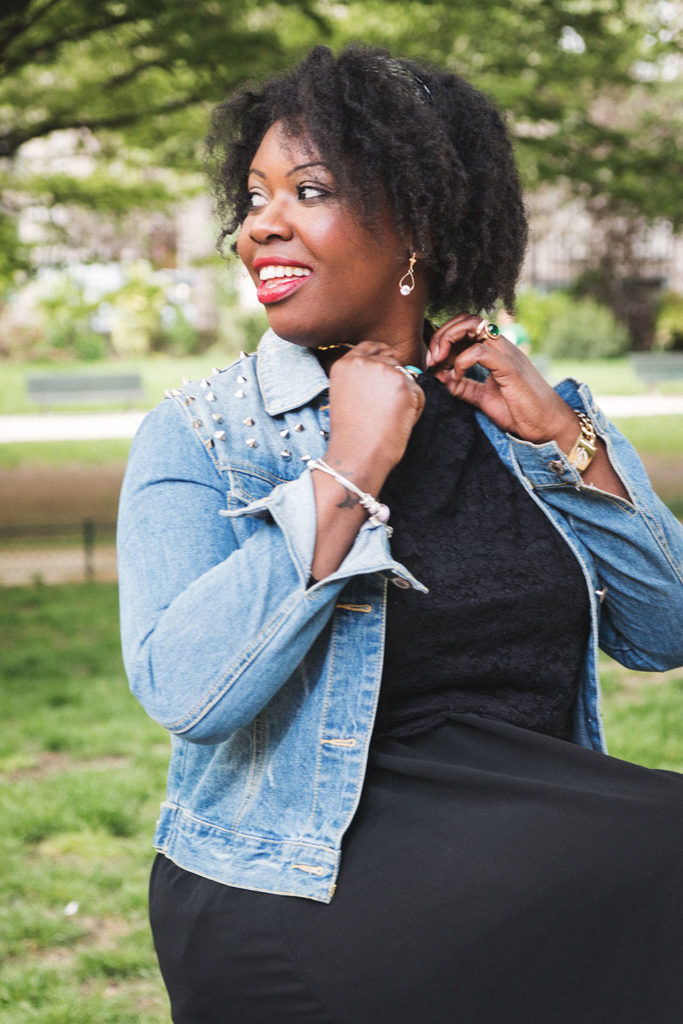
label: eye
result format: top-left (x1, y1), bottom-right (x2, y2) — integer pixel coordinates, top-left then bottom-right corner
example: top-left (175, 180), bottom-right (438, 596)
top-left (298, 184), bottom-right (330, 201)
top-left (247, 190), bottom-right (268, 210)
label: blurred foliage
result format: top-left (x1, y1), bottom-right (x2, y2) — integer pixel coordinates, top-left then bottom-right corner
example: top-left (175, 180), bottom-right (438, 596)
top-left (333, 1), bottom-right (682, 225)
top-left (0, 0), bottom-right (680, 351)
top-left (0, 1), bottom-right (678, 202)
top-left (543, 296), bottom-right (629, 360)
top-left (0, 259), bottom-right (268, 362)
top-left (515, 288), bottom-right (629, 359)
top-left (0, 0), bottom-right (329, 162)
top-left (655, 290), bottom-right (683, 351)
top-left (515, 288), bottom-right (572, 353)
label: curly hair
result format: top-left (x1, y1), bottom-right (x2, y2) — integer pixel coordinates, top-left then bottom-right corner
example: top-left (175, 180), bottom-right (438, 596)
top-left (204, 44), bottom-right (527, 315)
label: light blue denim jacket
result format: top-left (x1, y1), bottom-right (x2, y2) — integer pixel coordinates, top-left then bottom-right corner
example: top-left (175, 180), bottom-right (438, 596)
top-left (118, 329), bottom-right (683, 902)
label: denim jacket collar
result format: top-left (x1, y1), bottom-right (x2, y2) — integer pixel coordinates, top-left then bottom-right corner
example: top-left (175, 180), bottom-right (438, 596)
top-left (257, 330), bottom-right (330, 416)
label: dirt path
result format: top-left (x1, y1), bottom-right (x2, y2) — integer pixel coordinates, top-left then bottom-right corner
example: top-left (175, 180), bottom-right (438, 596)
top-left (1, 464), bottom-right (126, 527)
top-left (0, 456), bottom-right (680, 585)
top-left (2, 455), bottom-right (681, 529)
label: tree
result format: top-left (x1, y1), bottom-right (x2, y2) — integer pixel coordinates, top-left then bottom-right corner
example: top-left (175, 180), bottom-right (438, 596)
top-left (343, 0), bottom-right (681, 348)
top-left (0, 0), bottom-right (333, 293)
top-left (1, 0), bottom-right (680, 346)
top-left (0, 0), bottom-right (330, 160)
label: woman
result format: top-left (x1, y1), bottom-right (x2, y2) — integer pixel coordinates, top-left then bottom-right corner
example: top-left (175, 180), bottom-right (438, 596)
top-left (118, 45), bottom-right (683, 1023)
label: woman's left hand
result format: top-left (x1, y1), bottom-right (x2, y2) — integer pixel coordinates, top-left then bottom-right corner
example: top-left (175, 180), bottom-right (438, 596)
top-left (426, 313), bottom-right (578, 448)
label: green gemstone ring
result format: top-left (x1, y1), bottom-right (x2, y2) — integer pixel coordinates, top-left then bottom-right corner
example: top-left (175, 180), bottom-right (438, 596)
top-left (475, 319), bottom-right (501, 341)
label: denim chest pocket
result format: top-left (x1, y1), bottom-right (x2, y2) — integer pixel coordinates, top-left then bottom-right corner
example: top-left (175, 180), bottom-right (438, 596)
top-left (223, 460), bottom-right (291, 508)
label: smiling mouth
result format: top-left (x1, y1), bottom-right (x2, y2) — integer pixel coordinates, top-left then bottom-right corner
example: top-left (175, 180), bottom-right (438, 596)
top-left (258, 265), bottom-right (311, 282)
top-left (256, 264), bottom-right (312, 304)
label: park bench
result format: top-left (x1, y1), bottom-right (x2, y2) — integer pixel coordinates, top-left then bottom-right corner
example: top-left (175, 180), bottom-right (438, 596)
top-left (629, 352), bottom-right (683, 388)
top-left (27, 371), bottom-right (144, 408)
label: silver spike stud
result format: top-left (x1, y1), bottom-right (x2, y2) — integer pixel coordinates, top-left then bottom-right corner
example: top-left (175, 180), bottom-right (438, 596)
top-left (320, 429), bottom-right (329, 439)
top-left (237, 374), bottom-right (247, 384)
top-left (205, 392), bottom-right (216, 402)
top-left (204, 438), bottom-right (215, 450)
top-left (211, 367), bottom-right (221, 375)
top-left (279, 428), bottom-right (289, 439)
top-left (246, 438), bottom-right (258, 448)
top-left (212, 413), bottom-right (224, 423)
top-left (294, 423), bottom-right (304, 432)
top-left (243, 417), bottom-right (255, 427)
top-left (164, 389), bottom-right (172, 399)
top-left (239, 350), bottom-right (249, 359)
top-left (235, 389), bottom-right (246, 399)
top-left (214, 431), bottom-right (226, 441)
top-left (281, 450), bottom-right (292, 460)
top-left (200, 378), bottom-right (211, 389)
top-left (192, 419), bottom-right (201, 429)
top-left (300, 453), bottom-right (311, 462)
top-left (182, 377), bottom-right (192, 385)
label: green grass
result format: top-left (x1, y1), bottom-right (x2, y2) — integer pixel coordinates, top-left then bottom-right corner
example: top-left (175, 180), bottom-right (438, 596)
top-left (0, 582), bottom-right (681, 1022)
top-left (0, 439), bottom-right (132, 470)
top-left (599, 658), bottom-right (683, 771)
top-left (0, 352), bottom-right (244, 415)
top-left (549, 356), bottom-right (683, 395)
top-left (1, 352), bottom-right (682, 416)
top-left (0, 584), bottom-right (170, 1023)
top-left (611, 415), bottom-right (683, 455)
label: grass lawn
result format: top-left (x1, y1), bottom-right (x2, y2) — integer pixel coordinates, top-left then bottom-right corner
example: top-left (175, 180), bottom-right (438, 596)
top-left (1, 352), bottom-right (682, 416)
top-left (1, 583), bottom-right (681, 1022)
top-left (0, 584), bottom-right (169, 1023)
top-left (0, 353), bottom-right (245, 416)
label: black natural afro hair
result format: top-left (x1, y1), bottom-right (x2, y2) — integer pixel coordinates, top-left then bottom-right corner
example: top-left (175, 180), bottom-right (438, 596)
top-left (205, 44), bottom-right (527, 315)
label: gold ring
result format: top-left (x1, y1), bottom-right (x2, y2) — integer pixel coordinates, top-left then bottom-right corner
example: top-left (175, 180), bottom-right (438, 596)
top-left (475, 319), bottom-right (501, 341)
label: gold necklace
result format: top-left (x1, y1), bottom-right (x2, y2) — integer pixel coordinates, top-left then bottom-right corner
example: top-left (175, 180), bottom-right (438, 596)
top-left (315, 342), bottom-right (353, 351)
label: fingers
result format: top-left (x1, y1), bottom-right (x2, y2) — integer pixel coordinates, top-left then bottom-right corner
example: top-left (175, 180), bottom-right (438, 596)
top-left (426, 313), bottom-right (494, 370)
top-left (429, 321), bottom-right (521, 381)
top-left (335, 341), bottom-right (425, 405)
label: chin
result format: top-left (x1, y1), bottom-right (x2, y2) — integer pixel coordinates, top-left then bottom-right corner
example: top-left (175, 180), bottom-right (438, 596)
top-left (263, 314), bottom-right (320, 348)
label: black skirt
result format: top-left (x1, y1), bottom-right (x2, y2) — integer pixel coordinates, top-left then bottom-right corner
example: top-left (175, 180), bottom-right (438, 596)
top-left (150, 714), bottom-right (683, 1024)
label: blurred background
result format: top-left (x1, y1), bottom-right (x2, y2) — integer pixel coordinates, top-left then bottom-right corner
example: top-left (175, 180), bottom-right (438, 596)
top-left (1, 3), bottom-right (681, 1021)
top-left (1, 0), bottom-right (682, 583)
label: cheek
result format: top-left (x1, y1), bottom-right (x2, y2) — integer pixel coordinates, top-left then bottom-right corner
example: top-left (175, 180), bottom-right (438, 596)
top-left (236, 224), bottom-right (253, 273)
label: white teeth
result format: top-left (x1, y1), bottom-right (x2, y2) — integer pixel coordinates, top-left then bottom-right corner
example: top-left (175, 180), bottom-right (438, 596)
top-left (258, 265), bottom-right (311, 281)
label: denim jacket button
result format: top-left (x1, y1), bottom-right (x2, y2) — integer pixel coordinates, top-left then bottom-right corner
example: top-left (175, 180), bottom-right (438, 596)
top-left (391, 577), bottom-right (411, 590)
top-left (548, 460), bottom-right (565, 475)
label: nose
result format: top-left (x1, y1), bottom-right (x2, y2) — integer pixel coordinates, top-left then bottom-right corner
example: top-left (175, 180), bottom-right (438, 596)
top-left (248, 194), bottom-right (294, 243)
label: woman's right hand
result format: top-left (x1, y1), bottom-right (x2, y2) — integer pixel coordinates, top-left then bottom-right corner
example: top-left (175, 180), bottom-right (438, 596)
top-left (310, 341), bottom-right (424, 581)
top-left (325, 340), bottom-right (425, 491)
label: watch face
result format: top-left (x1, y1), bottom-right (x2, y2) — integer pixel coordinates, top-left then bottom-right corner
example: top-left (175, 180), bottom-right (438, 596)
top-left (575, 447), bottom-right (590, 471)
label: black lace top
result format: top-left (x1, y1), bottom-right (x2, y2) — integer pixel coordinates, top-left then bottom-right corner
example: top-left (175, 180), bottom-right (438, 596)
top-left (374, 374), bottom-right (590, 740)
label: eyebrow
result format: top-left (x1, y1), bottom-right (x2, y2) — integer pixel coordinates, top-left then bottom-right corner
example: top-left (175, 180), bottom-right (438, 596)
top-left (248, 161), bottom-right (330, 179)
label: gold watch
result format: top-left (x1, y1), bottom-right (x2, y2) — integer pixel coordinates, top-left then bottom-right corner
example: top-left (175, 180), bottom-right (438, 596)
top-left (567, 412), bottom-right (597, 473)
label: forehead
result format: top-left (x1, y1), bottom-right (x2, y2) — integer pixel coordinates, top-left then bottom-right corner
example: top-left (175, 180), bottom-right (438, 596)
top-left (250, 121), bottom-right (322, 173)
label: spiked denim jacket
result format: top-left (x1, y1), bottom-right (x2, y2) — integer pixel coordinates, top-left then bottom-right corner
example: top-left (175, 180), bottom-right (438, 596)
top-left (118, 329), bottom-right (683, 902)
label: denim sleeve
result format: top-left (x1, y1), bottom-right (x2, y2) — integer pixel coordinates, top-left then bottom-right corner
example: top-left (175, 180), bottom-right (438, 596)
top-left (117, 399), bottom-right (418, 743)
top-left (507, 381), bottom-right (683, 671)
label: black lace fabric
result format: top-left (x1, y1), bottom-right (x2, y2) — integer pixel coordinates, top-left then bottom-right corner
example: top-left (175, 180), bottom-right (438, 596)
top-left (375, 373), bottom-right (590, 740)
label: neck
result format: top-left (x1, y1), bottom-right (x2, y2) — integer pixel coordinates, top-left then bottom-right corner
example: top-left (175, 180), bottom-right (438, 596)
top-left (314, 320), bottom-right (432, 373)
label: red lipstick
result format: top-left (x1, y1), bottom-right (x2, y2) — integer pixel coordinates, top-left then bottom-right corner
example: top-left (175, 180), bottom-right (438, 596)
top-left (253, 258), bottom-right (313, 305)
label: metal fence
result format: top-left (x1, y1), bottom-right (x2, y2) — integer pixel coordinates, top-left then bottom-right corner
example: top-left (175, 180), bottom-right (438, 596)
top-left (0, 521), bottom-right (117, 586)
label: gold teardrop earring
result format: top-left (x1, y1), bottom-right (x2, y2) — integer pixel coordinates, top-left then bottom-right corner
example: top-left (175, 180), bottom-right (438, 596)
top-left (398, 252), bottom-right (417, 296)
